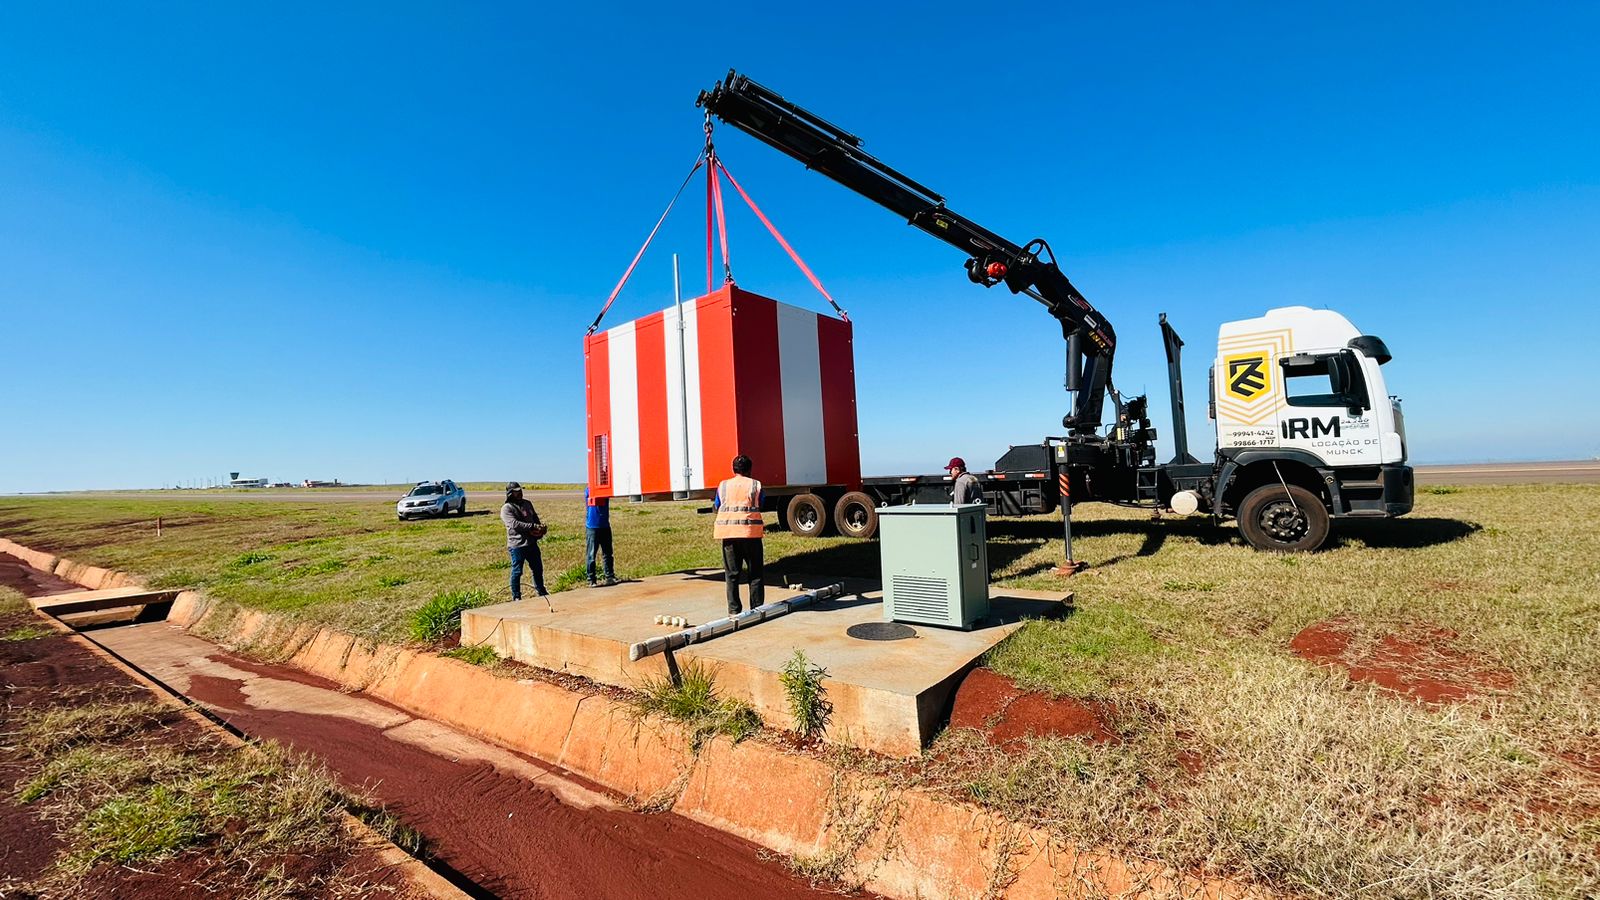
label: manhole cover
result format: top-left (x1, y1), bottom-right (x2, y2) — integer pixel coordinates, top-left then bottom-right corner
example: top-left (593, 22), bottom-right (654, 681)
top-left (846, 622), bottom-right (917, 641)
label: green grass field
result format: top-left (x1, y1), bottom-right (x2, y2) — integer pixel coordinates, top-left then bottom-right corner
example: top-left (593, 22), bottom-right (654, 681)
top-left (2, 485), bottom-right (1597, 897)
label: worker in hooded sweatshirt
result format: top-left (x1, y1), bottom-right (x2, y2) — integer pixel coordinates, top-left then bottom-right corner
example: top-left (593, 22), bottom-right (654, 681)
top-left (946, 457), bottom-right (984, 506)
top-left (713, 454), bottom-right (765, 616)
top-left (501, 482), bottom-right (547, 600)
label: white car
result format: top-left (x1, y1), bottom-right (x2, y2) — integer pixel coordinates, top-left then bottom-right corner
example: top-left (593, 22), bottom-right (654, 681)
top-left (397, 480), bottom-right (466, 519)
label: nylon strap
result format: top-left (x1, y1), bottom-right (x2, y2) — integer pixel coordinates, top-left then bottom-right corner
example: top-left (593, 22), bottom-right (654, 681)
top-left (587, 153), bottom-right (705, 336)
top-left (715, 160), bottom-right (849, 322)
top-left (711, 157), bottom-right (732, 286)
top-left (705, 157), bottom-right (715, 293)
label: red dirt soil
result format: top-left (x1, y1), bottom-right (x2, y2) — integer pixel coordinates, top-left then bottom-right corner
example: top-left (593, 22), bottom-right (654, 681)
top-left (180, 653), bottom-right (853, 900)
top-left (1563, 749), bottom-right (1600, 780)
top-left (1290, 618), bottom-right (1515, 703)
top-left (949, 668), bottom-right (1117, 747)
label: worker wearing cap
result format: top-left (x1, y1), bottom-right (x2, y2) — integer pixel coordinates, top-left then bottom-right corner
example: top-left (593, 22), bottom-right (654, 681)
top-left (713, 455), bottom-right (765, 615)
top-left (947, 457), bottom-right (984, 506)
top-left (501, 482), bottom-right (548, 600)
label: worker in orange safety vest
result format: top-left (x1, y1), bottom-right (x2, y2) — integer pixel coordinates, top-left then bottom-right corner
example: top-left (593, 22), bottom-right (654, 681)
top-left (713, 454), bottom-right (765, 615)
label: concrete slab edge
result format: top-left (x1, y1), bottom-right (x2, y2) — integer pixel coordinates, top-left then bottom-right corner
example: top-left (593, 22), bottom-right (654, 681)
top-left (8, 536), bottom-right (1272, 900)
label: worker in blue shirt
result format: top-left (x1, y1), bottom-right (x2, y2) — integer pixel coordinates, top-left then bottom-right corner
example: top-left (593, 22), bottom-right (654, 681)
top-left (585, 487), bottom-right (617, 587)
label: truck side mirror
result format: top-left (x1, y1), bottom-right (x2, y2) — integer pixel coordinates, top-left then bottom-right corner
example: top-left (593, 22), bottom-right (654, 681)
top-left (1337, 349), bottom-right (1370, 416)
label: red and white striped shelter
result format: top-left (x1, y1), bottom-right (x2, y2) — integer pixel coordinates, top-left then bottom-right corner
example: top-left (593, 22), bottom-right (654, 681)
top-left (585, 285), bottom-right (860, 499)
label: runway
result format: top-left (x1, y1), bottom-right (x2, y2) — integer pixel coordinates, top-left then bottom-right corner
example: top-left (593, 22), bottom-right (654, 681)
top-left (1413, 460), bottom-right (1600, 485)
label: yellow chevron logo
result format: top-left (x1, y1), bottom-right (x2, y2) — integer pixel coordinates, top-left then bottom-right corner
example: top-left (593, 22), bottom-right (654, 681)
top-left (1225, 351), bottom-right (1271, 401)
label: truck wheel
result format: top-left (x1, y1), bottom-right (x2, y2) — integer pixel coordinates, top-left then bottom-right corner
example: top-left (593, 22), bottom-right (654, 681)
top-left (786, 493), bottom-right (829, 538)
top-left (833, 492), bottom-right (878, 539)
top-left (1238, 484), bottom-right (1329, 552)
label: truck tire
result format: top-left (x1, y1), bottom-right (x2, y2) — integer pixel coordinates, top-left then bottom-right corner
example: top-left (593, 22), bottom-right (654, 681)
top-left (1238, 484), bottom-right (1329, 552)
top-left (786, 493), bottom-right (829, 538)
top-left (833, 492), bottom-right (879, 539)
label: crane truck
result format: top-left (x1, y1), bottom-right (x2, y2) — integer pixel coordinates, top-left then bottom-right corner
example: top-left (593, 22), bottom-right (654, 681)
top-left (696, 71), bottom-right (1413, 553)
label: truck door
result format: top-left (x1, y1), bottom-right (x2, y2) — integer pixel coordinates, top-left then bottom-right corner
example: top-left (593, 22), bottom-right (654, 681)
top-left (1274, 350), bottom-right (1384, 466)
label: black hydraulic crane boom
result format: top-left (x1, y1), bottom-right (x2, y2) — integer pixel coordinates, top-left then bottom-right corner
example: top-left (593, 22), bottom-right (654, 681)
top-left (697, 70), bottom-right (1118, 434)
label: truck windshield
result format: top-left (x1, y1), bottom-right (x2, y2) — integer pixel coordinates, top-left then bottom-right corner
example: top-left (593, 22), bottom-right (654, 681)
top-left (409, 485), bottom-right (442, 496)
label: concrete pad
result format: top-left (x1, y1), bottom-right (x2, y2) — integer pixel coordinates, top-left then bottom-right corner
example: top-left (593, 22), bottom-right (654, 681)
top-left (461, 569), bottom-right (1069, 756)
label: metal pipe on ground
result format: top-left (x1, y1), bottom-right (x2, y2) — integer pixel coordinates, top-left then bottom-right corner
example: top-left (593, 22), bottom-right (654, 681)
top-left (628, 583), bottom-right (844, 661)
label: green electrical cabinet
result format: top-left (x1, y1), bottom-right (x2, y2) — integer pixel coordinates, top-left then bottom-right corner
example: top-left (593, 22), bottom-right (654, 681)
top-left (878, 503), bottom-right (990, 630)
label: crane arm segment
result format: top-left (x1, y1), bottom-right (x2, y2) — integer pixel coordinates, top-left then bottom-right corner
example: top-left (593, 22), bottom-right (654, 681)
top-left (697, 70), bottom-right (1116, 432)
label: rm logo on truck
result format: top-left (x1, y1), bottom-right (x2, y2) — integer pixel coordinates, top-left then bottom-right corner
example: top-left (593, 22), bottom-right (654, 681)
top-left (1225, 352), bottom-right (1271, 401)
top-left (1282, 417), bottom-right (1340, 439)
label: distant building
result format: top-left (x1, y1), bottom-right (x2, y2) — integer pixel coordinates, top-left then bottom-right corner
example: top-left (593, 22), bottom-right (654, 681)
top-left (229, 476), bottom-right (269, 488)
top-left (302, 479), bottom-right (341, 488)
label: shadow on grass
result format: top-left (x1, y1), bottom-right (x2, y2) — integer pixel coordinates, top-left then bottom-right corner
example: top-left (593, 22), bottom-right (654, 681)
top-left (399, 510), bottom-right (495, 521)
top-left (671, 512), bottom-right (1481, 589)
top-left (988, 516), bottom-right (1228, 545)
top-left (669, 546), bottom-right (887, 592)
top-left (984, 516), bottom-right (1208, 575)
top-left (993, 512), bottom-right (1480, 555)
top-left (766, 541), bottom-right (881, 581)
top-left (1329, 516), bottom-right (1481, 549)
top-left (1093, 527), bottom-right (1167, 569)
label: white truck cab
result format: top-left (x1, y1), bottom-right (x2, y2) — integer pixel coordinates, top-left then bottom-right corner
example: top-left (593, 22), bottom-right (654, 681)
top-left (1209, 306), bottom-right (1413, 549)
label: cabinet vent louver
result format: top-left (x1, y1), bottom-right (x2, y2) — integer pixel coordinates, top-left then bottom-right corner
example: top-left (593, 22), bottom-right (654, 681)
top-left (891, 574), bottom-right (948, 618)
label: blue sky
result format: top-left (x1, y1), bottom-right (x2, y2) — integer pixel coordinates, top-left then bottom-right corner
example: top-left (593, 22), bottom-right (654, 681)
top-left (2, 3), bottom-right (1597, 492)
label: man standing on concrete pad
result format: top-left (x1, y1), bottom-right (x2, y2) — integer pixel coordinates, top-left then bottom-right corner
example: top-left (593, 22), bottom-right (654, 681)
top-left (501, 482), bottom-right (547, 600)
top-left (713, 455), bottom-right (765, 615)
top-left (584, 487), bottom-right (617, 587)
top-left (947, 457), bottom-right (983, 506)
